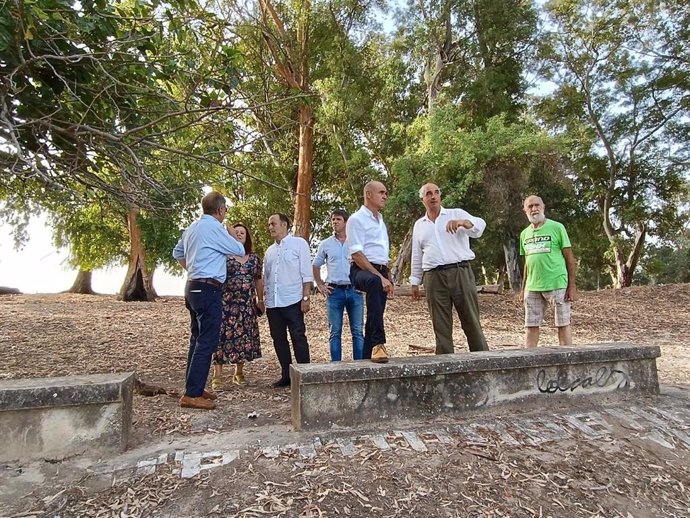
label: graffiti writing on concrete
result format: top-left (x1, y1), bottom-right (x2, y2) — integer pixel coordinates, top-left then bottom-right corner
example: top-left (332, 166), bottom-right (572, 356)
top-left (537, 366), bottom-right (630, 394)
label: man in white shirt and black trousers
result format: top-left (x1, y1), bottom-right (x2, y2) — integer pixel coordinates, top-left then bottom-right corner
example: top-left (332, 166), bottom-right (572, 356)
top-left (263, 213), bottom-right (313, 387)
top-left (410, 182), bottom-right (489, 353)
top-left (346, 181), bottom-right (394, 363)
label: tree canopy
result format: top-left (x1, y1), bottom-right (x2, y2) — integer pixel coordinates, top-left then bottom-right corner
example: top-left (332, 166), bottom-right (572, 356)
top-left (1, 0), bottom-right (688, 293)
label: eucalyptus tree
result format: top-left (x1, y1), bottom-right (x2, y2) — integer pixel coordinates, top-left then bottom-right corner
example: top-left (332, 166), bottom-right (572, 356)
top-left (538, 0), bottom-right (690, 287)
top-left (387, 109), bottom-right (569, 287)
top-left (388, 0), bottom-right (541, 286)
top-left (0, 0), bottom-right (276, 299)
top-left (218, 0), bottom-right (390, 242)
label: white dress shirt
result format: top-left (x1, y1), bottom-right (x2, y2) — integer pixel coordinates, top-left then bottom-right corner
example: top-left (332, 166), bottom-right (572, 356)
top-left (346, 205), bottom-right (390, 265)
top-left (263, 235), bottom-right (314, 308)
top-left (409, 207), bottom-right (486, 285)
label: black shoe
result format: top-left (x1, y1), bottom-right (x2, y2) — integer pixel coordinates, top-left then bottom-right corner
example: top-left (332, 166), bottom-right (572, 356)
top-left (272, 378), bottom-right (290, 388)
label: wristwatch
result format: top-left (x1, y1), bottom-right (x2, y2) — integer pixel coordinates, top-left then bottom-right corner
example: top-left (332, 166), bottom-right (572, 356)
top-left (302, 295), bottom-right (310, 302)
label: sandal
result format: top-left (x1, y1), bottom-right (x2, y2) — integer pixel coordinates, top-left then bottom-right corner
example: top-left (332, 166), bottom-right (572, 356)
top-left (211, 373), bottom-right (224, 391)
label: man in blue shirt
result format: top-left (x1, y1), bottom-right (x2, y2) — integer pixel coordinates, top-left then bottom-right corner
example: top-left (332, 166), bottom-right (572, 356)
top-left (173, 192), bottom-right (244, 410)
top-left (313, 209), bottom-right (364, 361)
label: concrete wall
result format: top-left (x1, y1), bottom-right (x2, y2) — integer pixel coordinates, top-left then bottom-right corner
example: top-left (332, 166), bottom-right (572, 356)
top-left (291, 344), bottom-right (660, 431)
top-left (0, 372), bottom-right (134, 462)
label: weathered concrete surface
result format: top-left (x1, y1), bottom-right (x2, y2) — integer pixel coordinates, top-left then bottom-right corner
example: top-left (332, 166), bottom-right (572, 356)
top-left (291, 343), bottom-right (660, 430)
top-left (2, 384), bottom-right (688, 517)
top-left (0, 372), bottom-right (134, 462)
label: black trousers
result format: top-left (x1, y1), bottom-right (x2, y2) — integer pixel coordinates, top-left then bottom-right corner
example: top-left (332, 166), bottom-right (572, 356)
top-left (266, 301), bottom-right (310, 380)
top-left (350, 263), bottom-right (388, 359)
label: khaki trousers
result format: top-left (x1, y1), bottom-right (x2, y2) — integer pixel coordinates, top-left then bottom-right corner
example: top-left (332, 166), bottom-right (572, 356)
top-left (423, 265), bottom-right (488, 353)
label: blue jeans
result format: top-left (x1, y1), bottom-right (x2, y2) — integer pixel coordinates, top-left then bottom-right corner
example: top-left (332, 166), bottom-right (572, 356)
top-left (326, 286), bottom-right (364, 361)
top-left (184, 280), bottom-right (223, 397)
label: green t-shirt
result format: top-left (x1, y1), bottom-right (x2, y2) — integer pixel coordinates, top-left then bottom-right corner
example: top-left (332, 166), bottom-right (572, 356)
top-left (519, 219), bottom-right (571, 292)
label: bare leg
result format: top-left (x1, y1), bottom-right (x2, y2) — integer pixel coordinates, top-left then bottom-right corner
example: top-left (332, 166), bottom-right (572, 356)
top-left (558, 325), bottom-right (572, 346)
top-left (525, 327), bottom-right (540, 348)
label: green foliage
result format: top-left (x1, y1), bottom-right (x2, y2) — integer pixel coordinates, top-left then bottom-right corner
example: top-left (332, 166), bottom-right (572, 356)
top-left (538, 0), bottom-right (690, 285)
top-left (388, 108), bottom-right (569, 246)
top-left (1, 0), bottom-right (687, 289)
top-left (636, 228), bottom-right (690, 285)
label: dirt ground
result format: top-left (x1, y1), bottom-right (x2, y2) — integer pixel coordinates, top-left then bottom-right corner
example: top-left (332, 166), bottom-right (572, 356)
top-left (1, 283), bottom-right (690, 517)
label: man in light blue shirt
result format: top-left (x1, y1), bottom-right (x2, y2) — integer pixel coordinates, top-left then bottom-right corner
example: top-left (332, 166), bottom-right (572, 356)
top-left (173, 191), bottom-right (244, 410)
top-left (313, 209), bottom-right (364, 361)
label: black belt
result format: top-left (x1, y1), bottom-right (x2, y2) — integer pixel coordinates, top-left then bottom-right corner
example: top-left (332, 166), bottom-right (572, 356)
top-left (430, 261), bottom-right (470, 272)
top-left (328, 283), bottom-right (352, 289)
top-left (370, 263), bottom-right (389, 273)
top-left (189, 277), bottom-right (223, 288)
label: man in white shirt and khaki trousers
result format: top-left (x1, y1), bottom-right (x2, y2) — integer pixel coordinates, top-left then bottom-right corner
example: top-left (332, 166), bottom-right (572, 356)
top-left (410, 183), bottom-right (489, 353)
top-left (263, 213), bottom-right (313, 386)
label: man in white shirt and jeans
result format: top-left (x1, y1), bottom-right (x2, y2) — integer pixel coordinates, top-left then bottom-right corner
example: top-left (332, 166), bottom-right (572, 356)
top-left (264, 213), bottom-right (313, 387)
top-left (410, 183), bottom-right (489, 353)
top-left (346, 181), bottom-right (394, 363)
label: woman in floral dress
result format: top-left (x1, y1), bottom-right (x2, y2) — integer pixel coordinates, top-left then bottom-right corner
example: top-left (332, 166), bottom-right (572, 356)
top-left (212, 223), bottom-right (264, 389)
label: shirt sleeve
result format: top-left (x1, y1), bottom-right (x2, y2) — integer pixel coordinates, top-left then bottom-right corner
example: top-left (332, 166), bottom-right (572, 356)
top-left (312, 240), bottom-right (326, 268)
top-left (409, 221), bottom-right (423, 285)
top-left (172, 234), bottom-right (185, 260)
top-left (299, 239), bottom-right (314, 283)
top-left (213, 224), bottom-right (245, 256)
top-left (519, 229), bottom-right (526, 256)
top-left (456, 209), bottom-right (485, 238)
top-left (345, 216), bottom-right (365, 255)
top-left (559, 223), bottom-right (572, 249)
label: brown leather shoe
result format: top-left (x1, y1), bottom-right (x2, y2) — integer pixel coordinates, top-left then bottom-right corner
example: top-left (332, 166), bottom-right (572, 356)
top-left (202, 389), bottom-right (218, 400)
top-left (180, 395), bottom-right (216, 410)
top-left (371, 344), bottom-right (389, 363)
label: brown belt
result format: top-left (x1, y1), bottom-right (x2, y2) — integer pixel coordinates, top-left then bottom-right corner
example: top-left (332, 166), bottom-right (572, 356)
top-left (189, 278), bottom-right (223, 288)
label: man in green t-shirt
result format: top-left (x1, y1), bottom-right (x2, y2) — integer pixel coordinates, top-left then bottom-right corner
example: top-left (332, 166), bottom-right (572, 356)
top-left (519, 195), bottom-right (577, 347)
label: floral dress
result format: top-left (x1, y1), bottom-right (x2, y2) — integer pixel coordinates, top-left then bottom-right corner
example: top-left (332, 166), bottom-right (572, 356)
top-left (214, 253), bottom-right (262, 364)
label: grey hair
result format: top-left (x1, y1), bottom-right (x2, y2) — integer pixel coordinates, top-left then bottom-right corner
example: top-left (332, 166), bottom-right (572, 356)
top-left (419, 184), bottom-right (441, 199)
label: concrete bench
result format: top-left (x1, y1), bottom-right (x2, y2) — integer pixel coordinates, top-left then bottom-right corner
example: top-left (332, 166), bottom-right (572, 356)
top-left (0, 372), bottom-right (135, 462)
top-left (290, 343), bottom-right (660, 431)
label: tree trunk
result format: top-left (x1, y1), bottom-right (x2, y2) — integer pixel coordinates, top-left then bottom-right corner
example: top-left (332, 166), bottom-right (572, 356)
top-left (390, 228), bottom-right (413, 285)
top-left (611, 222), bottom-right (646, 288)
top-left (66, 269), bottom-right (95, 294)
top-left (496, 264), bottom-right (506, 295)
top-left (118, 205), bottom-right (156, 301)
top-left (146, 270), bottom-right (158, 299)
top-left (292, 103), bottom-right (314, 240)
top-left (503, 237), bottom-right (522, 293)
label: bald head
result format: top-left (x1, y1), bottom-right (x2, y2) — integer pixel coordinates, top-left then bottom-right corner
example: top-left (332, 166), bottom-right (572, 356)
top-left (363, 181), bottom-right (388, 212)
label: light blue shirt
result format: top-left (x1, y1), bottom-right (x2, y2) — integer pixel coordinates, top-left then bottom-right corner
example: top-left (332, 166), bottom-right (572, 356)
top-left (172, 215), bottom-right (244, 283)
top-left (312, 235), bottom-right (351, 285)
